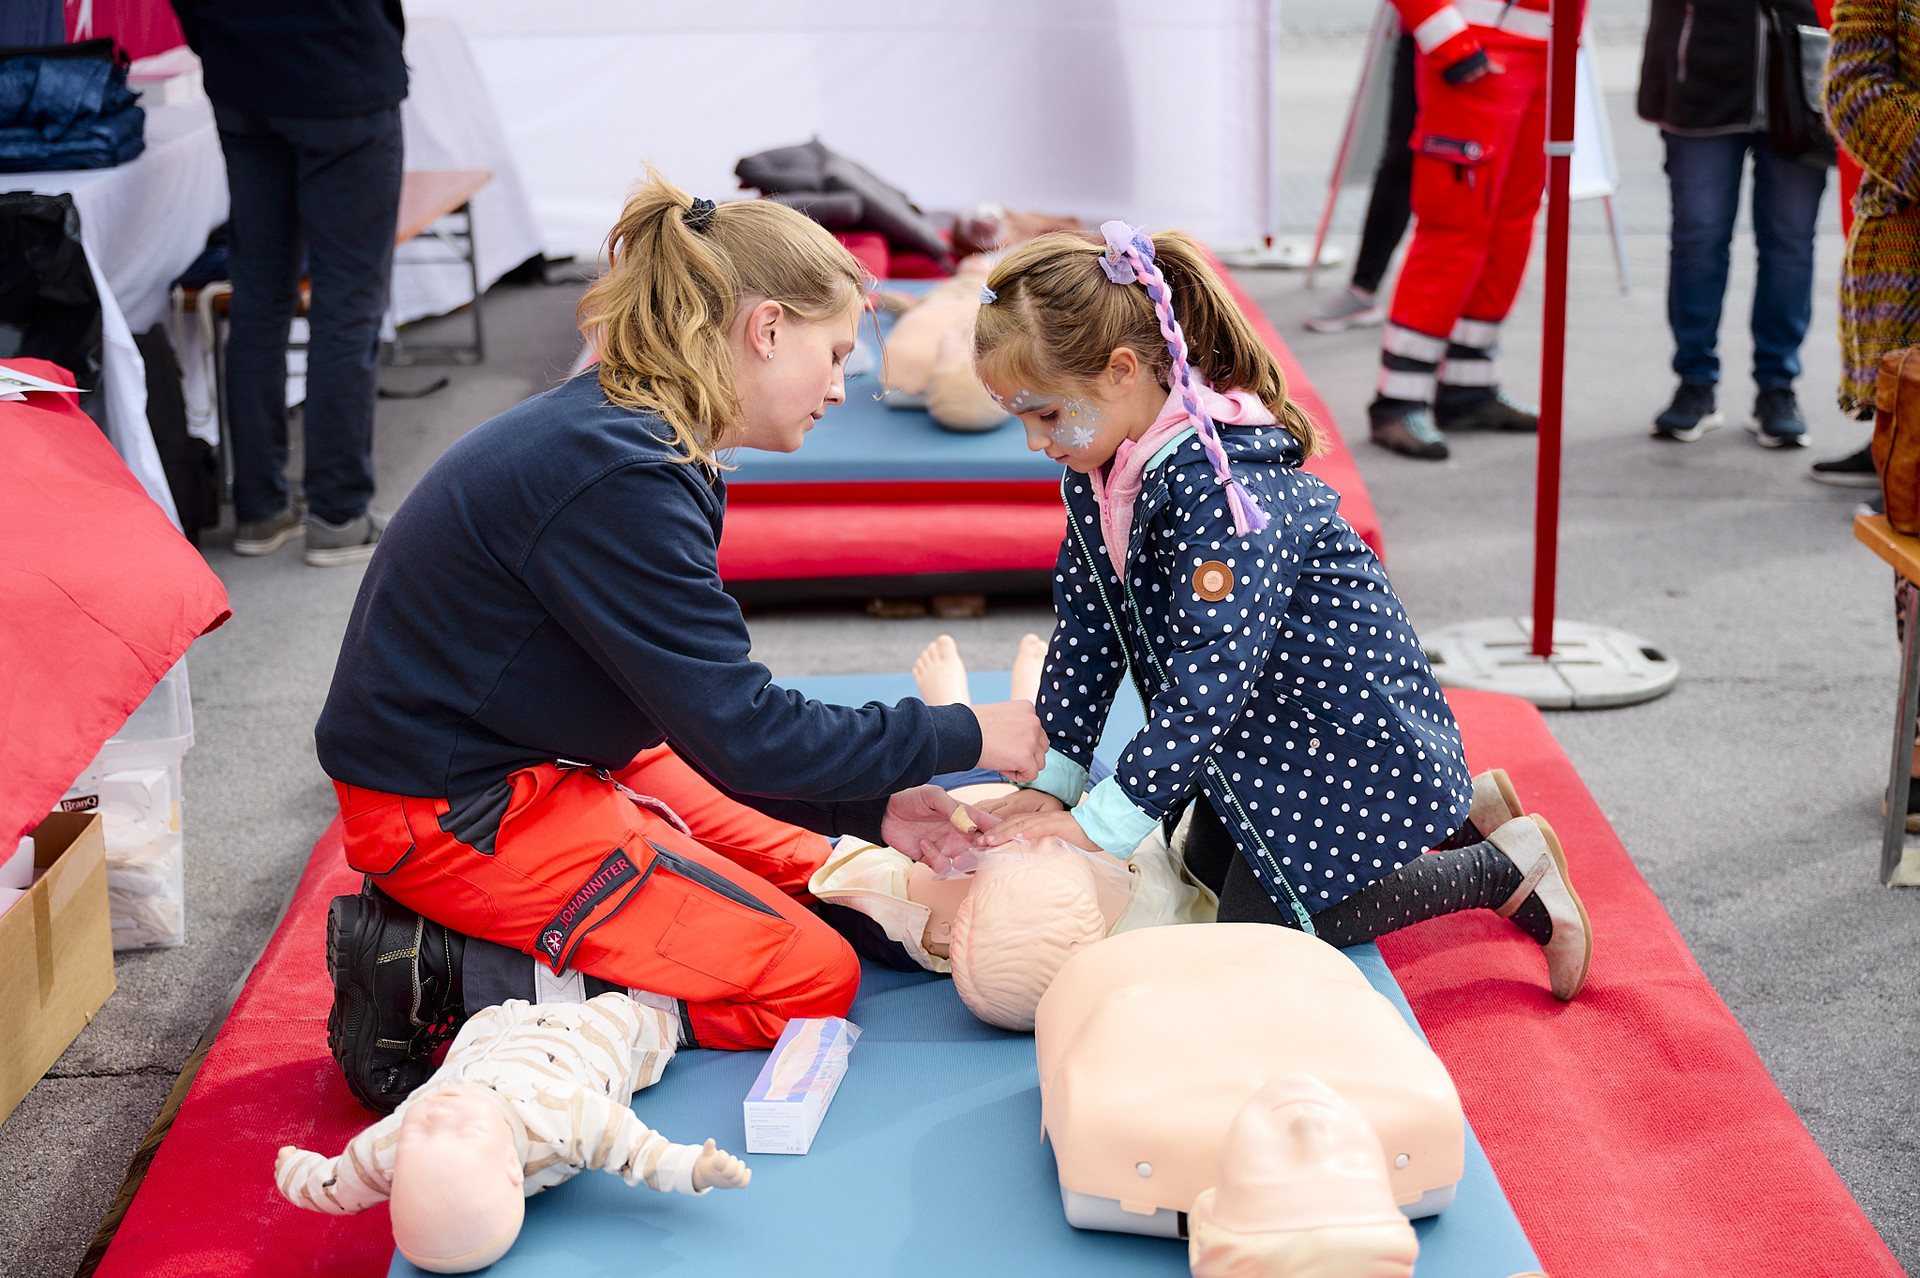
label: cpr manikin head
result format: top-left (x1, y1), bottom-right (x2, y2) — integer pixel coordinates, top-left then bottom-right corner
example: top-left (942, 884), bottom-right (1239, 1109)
top-left (947, 838), bottom-right (1133, 1031)
top-left (388, 1085), bottom-right (526, 1274)
top-left (1188, 1075), bottom-right (1417, 1278)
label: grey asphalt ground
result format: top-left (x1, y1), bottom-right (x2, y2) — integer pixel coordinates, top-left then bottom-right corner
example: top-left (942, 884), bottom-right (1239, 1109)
top-left (3, 24), bottom-right (1913, 1278)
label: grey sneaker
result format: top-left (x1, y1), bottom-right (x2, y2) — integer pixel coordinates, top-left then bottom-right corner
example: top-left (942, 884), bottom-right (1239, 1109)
top-left (305, 511), bottom-right (385, 567)
top-left (1304, 285), bottom-right (1386, 334)
top-left (231, 503), bottom-right (306, 556)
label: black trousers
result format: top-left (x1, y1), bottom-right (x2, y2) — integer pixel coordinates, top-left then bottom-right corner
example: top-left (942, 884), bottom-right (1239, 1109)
top-left (215, 105), bottom-right (402, 525)
top-left (1351, 33), bottom-right (1418, 296)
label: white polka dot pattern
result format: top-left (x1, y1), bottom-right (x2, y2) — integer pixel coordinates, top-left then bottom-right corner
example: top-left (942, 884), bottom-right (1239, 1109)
top-left (1040, 425), bottom-right (1471, 919)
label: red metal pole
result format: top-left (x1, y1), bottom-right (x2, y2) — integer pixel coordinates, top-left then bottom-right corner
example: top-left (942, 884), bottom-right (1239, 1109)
top-left (1531, 0), bottom-right (1579, 658)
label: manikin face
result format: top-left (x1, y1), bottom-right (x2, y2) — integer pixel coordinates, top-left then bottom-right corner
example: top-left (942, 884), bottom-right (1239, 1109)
top-left (726, 298), bottom-right (858, 453)
top-left (980, 346), bottom-right (1167, 473)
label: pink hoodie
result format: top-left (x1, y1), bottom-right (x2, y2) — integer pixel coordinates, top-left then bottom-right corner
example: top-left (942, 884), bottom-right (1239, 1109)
top-left (1088, 383), bottom-right (1276, 578)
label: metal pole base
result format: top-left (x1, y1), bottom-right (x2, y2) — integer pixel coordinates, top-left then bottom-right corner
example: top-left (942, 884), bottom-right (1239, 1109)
top-left (1215, 238), bottom-right (1347, 271)
top-left (1423, 617), bottom-right (1680, 709)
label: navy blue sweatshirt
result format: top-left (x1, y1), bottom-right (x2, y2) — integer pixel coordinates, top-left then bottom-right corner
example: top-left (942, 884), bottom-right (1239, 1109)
top-left (171, 0), bottom-right (407, 119)
top-left (315, 372), bottom-right (982, 843)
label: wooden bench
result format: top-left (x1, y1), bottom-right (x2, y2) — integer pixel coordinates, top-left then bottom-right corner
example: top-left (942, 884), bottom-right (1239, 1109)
top-left (1853, 511), bottom-right (1920, 886)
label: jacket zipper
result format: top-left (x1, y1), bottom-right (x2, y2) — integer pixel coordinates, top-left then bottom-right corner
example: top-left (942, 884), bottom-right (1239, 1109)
top-left (1676, 3), bottom-right (1695, 83)
top-left (1062, 476), bottom-right (1317, 934)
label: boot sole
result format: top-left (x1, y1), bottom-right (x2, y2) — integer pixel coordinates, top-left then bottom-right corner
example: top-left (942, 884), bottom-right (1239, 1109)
top-left (1528, 814), bottom-right (1592, 1001)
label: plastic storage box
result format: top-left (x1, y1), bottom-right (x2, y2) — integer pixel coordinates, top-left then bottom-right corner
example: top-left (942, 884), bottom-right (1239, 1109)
top-left (59, 660), bottom-right (193, 950)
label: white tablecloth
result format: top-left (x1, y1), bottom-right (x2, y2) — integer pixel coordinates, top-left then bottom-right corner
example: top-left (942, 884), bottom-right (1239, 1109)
top-left (394, 15), bottom-right (545, 325)
top-left (13, 99), bottom-right (231, 529)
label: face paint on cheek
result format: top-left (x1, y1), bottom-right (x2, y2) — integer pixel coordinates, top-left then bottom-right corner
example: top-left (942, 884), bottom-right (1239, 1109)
top-left (1051, 399), bottom-right (1103, 452)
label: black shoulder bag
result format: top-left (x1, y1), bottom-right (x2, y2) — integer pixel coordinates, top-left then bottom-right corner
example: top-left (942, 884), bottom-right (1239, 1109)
top-left (1761, 1), bottom-right (1839, 168)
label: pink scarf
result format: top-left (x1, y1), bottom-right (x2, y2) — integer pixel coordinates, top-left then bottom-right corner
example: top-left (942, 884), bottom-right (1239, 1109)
top-left (1089, 383), bottom-right (1276, 578)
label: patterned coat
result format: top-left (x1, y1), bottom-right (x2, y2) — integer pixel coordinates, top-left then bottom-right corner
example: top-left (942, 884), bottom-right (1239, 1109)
top-left (1024, 420), bottom-right (1471, 931)
top-left (276, 993), bottom-right (702, 1214)
top-left (1826, 0), bottom-right (1920, 414)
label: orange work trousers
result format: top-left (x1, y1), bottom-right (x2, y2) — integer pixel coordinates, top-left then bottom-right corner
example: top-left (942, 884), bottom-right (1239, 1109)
top-left (333, 745), bottom-right (858, 1050)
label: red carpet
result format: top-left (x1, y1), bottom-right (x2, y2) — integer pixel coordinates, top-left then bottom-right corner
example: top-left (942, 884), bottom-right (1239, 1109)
top-left (1382, 691), bottom-right (1904, 1277)
top-left (91, 692), bottom-right (1901, 1277)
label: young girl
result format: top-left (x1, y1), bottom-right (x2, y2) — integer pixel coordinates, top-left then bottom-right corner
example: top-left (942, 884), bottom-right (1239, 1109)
top-left (964, 223), bottom-right (1591, 1000)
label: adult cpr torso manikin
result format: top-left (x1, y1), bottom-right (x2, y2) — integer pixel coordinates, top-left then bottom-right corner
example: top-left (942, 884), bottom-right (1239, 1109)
top-left (1033, 925), bottom-right (1463, 1243)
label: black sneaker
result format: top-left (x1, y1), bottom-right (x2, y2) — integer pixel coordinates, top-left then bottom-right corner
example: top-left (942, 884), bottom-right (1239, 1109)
top-left (1436, 388), bottom-right (1539, 432)
top-left (326, 881), bottom-right (467, 1113)
top-left (1810, 443), bottom-right (1879, 488)
top-left (1652, 382), bottom-right (1723, 442)
top-left (1750, 386), bottom-right (1809, 449)
top-left (1369, 404), bottom-right (1449, 460)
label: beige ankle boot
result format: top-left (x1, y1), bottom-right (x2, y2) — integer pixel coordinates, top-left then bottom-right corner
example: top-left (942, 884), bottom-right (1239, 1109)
top-left (1468, 768), bottom-right (1525, 838)
top-left (1485, 814), bottom-right (1592, 1001)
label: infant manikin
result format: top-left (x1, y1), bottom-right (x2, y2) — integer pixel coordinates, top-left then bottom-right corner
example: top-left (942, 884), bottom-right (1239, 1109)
top-left (1036, 926), bottom-right (1461, 1277)
top-left (276, 992), bottom-right (749, 1273)
top-left (809, 635), bottom-right (1215, 1007)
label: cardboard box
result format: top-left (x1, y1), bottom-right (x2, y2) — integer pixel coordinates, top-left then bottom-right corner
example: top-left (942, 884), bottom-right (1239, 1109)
top-left (742, 1017), bottom-right (860, 1155)
top-left (0, 812), bottom-right (116, 1126)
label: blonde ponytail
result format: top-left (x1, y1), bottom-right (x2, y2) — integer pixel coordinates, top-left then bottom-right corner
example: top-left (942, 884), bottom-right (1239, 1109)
top-left (578, 169), bottom-right (867, 470)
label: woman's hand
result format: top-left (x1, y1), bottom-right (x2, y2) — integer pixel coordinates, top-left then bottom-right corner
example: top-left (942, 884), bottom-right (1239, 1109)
top-left (970, 701), bottom-right (1048, 783)
top-left (880, 784), bottom-right (1001, 872)
top-left (969, 807), bottom-right (1102, 853)
top-left (973, 789), bottom-right (1067, 820)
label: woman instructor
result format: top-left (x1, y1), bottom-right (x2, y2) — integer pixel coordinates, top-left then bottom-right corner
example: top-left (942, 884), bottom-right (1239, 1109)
top-left (313, 177), bottom-right (1046, 1111)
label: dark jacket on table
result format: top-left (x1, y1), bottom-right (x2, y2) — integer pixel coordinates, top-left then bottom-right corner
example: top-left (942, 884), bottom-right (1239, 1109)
top-left (169, 0), bottom-right (407, 118)
top-left (1638, 0), bottom-right (1822, 135)
top-left (314, 372), bottom-right (983, 846)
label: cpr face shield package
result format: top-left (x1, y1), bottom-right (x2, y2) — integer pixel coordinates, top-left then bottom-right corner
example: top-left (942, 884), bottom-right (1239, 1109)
top-left (743, 1016), bottom-right (861, 1155)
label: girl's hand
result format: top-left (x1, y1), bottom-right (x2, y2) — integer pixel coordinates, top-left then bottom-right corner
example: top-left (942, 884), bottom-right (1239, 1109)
top-left (970, 808), bottom-right (1101, 853)
top-left (973, 789), bottom-right (1067, 820)
top-left (882, 784), bottom-right (1001, 871)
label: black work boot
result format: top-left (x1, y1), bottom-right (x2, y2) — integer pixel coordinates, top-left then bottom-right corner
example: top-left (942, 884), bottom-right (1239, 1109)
top-left (1367, 400), bottom-right (1449, 460)
top-left (325, 880), bottom-right (468, 1113)
top-left (1436, 386), bottom-right (1539, 432)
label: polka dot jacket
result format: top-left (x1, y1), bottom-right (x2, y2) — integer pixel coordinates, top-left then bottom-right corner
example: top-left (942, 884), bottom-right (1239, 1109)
top-left (1025, 422), bottom-right (1471, 931)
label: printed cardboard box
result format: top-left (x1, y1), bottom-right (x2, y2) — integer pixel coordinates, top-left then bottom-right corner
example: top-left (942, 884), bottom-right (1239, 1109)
top-left (0, 812), bottom-right (116, 1126)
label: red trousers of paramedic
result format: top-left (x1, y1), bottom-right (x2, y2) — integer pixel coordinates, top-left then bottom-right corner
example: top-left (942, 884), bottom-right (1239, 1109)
top-left (1389, 36), bottom-right (1549, 339)
top-left (334, 745), bottom-right (858, 1050)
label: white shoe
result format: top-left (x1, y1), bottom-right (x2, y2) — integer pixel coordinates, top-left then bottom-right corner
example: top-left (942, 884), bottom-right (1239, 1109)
top-left (1486, 814), bottom-right (1592, 1001)
top-left (1304, 285), bottom-right (1386, 334)
top-left (1468, 768), bottom-right (1524, 838)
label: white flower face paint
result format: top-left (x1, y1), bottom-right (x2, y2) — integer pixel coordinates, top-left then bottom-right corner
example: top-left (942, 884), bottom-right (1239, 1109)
top-left (1051, 398), bottom-right (1104, 453)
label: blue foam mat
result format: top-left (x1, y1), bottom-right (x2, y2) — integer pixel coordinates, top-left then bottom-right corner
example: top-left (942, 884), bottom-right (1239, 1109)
top-left (725, 298), bottom-right (1065, 486)
top-left (388, 674), bottom-right (1541, 1277)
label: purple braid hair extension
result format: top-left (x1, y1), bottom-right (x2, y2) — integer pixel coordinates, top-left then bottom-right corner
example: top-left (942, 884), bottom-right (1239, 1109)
top-left (1098, 221), bottom-right (1268, 536)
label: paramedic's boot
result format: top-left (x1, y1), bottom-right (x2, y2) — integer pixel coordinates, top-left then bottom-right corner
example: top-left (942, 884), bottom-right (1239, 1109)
top-left (1189, 1075), bottom-right (1417, 1278)
top-left (326, 880), bottom-right (468, 1113)
top-left (1485, 814), bottom-right (1592, 1002)
top-left (1435, 387), bottom-right (1538, 432)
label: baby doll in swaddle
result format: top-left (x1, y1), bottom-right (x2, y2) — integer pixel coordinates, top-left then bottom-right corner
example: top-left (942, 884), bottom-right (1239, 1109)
top-left (275, 992), bottom-right (748, 1273)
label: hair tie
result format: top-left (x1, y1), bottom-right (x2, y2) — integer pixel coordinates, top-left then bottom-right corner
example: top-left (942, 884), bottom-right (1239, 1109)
top-left (979, 285), bottom-right (997, 305)
top-left (1097, 219), bottom-right (1269, 538)
top-left (682, 198), bottom-right (717, 234)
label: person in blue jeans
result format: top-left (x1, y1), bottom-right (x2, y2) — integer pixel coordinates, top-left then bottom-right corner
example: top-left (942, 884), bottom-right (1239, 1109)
top-left (171, 0), bottom-right (405, 565)
top-left (1638, 0), bottom-right (1831, 448)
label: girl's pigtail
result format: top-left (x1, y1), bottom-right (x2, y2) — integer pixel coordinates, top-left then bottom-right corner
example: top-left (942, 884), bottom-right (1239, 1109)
top-left (1099, 221), bottom-right (1270, 537)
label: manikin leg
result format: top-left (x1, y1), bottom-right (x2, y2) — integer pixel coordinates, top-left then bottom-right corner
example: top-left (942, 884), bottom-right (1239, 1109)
top-left (912, 634), bottom-right (972, 706)
top-left (1011, 632), bottom-right (1047, 704)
